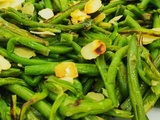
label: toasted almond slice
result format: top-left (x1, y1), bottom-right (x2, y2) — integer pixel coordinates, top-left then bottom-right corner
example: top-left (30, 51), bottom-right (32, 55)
top-left (70, 9), bottom-right (90, 24)
top-left (137, 34), bottom-right (160, 45)
top-left (108, 15), bottom-right (123, 24)
top-left (0, 0), bottom-right (24, 9)
top-left (10, 0), bottom-right (24, 8)
top-left (84, 0), bottom-right (102, 14)
top-left (94, 13), bottom-right (106, 23)
top-left (81, 40), bottom-right (106, 60)
top-left (38, 8), bottom-right (54, 20)
top-left (14, 46), bottom-right (36, 58)
top-left (55, 62), bottom-right (78, 79)
top-left (22, 2), bottom-right (34, 16)
top-left (86, 92), bottom-right (105, 101)
top-left (30, 31), bottom-right (55, 36)
top-left (0, 1), bottom-right (11, 8)
top-left (0, 55), bottom-right (11, 72)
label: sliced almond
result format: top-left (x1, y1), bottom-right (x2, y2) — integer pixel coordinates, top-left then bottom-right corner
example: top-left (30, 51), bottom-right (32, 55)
top-left (22, 2), bottom-right (34, 16)
top-left (0, 55), bottom-right (11, 72)
top-left (0, 0), bottom-right (24, 9)
top-left (137, 34), bottom-right (160, 45)
top-left (70, 9), bottom-right (90, 24)
top-left (94, 13), bottom-right (106, 23)
top-left (54, 62), bottom-right (78, 79)
top-left (86, 92), bottom-right (105, 101)
top-left (14, 46), bottom-right (36, 58)
top-left (81, 40), bottom-right (106, 60)
top-left (38, 8), bottom-right (54, 20)
top-left (84, 0), bottom-right (102, 14)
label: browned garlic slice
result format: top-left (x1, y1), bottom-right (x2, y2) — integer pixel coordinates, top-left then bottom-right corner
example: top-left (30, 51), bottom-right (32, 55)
top-left (54, 62), bottom-right (78, 83)
top-left (84, 0), bottom-right (102, 14)
top-left (0, 55), bottom-right (11, 72)
top-left (81, 40), bottom-right (106, 60)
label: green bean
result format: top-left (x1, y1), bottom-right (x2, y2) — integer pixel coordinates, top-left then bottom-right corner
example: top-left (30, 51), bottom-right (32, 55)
top-left (95, 46), bottom-right (127, 107)
top-left (153, 12), bottom-right (160, 28)
top-left (4, 84), bottom-right (52, 119)
top-left (153, 53), bottom-right (160, 69)
top-left (127, 35), bottom-right (147, 120)
top-left (19, 83), bottom-right (49, 120)
top-left (59, 0), bottom-right (69, 11)
top-left (52, 0), bottom-right (61, 11)
top-left (141, 46), bottom-right (160, 78)
top-left (91, 24), bottom-right (111, 35)
top-left (103, 0), bottom-right (126, 10)
top-left (143, 89), bottom-right (160, 113)
top-left (127, 4), bottom-right (145, 19)
top-left (117, 61), bottom-right (128, 100)
top-left (21, 74), bottom-right (43, 87)
top-left (109, 24), bottom-right (119, 42)
top-left (49, 93), bottom-right (66, 120)
top-left (0, 0), bottom-right (160, 119)
top-left (120, 81), bottom-right (149, 112)
top-left (43, 0), bottom-right (53, 9)
top-left (138, 0), bottom-right (150, 10)
top-left (150, 0), bottom-right (160, 8)
top-left (103, 7), bottom-right (117, 15)
top-left (92, 78), bottom-right (104, 93)
top-left (46, 1), bottom-right (87, 24)
top-left (107, 109), bottom-right (133, 119)
top-left (137, 40), bottom-right (151, 85)
top-left (48, 45), bottom-right (73, 54)
top-left (10, 95), bottom-right (17, 120)
top-left (83, 78), bottom-right (95, 95)
top-left (0, 17), bottom-right (48, 45)
top-left (0, 97), bottom-right (9, 120)
top-left (0, 68), bottom-right (21, 77)
top-left (9, 37), bottom-right (49, 54)
top-left (124, 15), bottom-right (142, 29)
top-left (6, 36), bottom-right (51, 64)
top-left (44, 75), bottom-right (83, 98)
top-left (0, 77), bottom-right (28, 87)
top-left (5, 11), bottom-right (51, 28)
top-left (24, 62), bottom-right (99, 76)
top-left (59, 96), bottom-right (113, 119)
top-left (142, 60), bottom-right (160, 81)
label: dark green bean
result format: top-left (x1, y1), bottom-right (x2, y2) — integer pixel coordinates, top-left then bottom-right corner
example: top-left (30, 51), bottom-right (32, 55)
top-left (127, 35), bottom-right (147, 120)
top-left (4, 84), bottom-right (52, 119)
top-left (96, 45), bottom-right (128, 107)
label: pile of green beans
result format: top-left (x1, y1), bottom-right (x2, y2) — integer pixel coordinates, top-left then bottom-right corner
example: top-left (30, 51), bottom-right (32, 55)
top-left (0, 0), bottom-right (160, 120)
